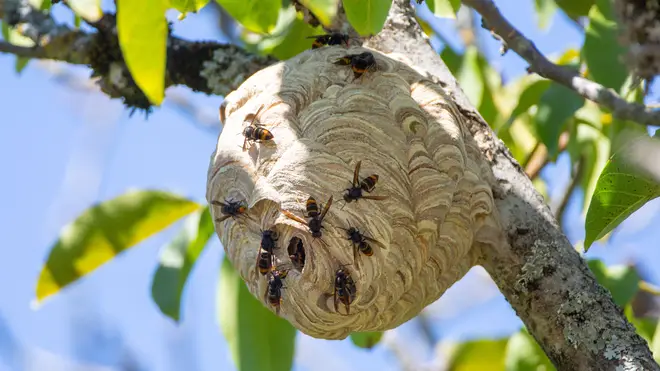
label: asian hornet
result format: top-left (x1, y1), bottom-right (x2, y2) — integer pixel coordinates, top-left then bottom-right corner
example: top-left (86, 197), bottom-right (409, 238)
top-left (334, 51), bottom-right (378, 80)
top-left (342, 160), bottom-right (388, 208)
top-left (339, 224), bottom-right (386, 264)
top-left (242, 105), bottom-right (275, 151)
top-left (307, 33), bottom-right (350, 49)
top-left (281, 195), bottom-right (333, 241)
top-left (333, 267), bottom-right (356, 315)
top-left (264, 269), bottom-right (288, 315)
top-left (256, 230), bottom-right (278, 276)
top-left (211, 198), bottom-right (247, 223)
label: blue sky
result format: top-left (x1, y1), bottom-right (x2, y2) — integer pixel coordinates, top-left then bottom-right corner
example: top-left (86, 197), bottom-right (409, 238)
top-left (1, 1), bottom-right (660, 370)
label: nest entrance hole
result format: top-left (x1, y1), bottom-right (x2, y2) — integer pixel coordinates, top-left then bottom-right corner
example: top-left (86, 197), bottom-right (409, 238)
top-left (287, 236), bottom-right (306, 271)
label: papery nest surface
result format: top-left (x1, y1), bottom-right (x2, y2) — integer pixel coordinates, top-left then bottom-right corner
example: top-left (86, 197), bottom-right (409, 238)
top-left (206, 46), bottom-right (501, 339)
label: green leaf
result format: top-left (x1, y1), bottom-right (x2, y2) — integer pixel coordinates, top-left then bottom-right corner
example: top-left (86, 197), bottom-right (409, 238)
top-left (269, 9), bottom-right (324, 59)
top-left (505, 80), bottom-right (551, 126)
top-left (298, 0), bottom-right (338, 27)
top-left (587, 260), bottom-right (640, 307)
top-left (532, 177), bottom-right (549, 204)
top-left (478, 77), bottom-right (498, 126)
top-left (342, 0), bottom-right (392, 36)
top-left (584, 136), bottom-right (660, 249)
top-left (427, 0), bottom-right (461, 18)
top-left (416, 16), bottom-right (434, 37)
top-left (117, 0), bottom-right (168, 105)
top-left (624, 304), bottom-right (657, 344)
top-left (534, 0), bottom-right (557, 30)
top-left (456, 46), bottom-right (484, 108)
top-left (440, 46), bottom-right (462, 75)
top-left (2, 24), bottom-right (35, 75)
top-left (497, 79), bottom-right (538, 163)
top-left (270, 19), bottom-right (322, 59)
top-left (27, 0), bottom-right (45, 8)
top-left (609, 76), bottom-right (648, 154)
top-left (555, 0), bottom-right (594, 18)
top-left (476, 54), bottom-right (500, 126)
top-left (151, 207), bottom-right (214, 322)
top-left (568, 102), bottom-right (611, 212)
top-left (68, 0), bottom-right (102, 22)
top-left (534, 83), bottom-right (585, 158)
top-left (350, 332), bottom-right (383, 349)
top-left (216, 0), bottom-right (281, 34)
top-left (583, 3), bottom-right (627, 91)
top-left (505, 330), bottom-right (555, 371)
top-left (448, 339), bottom-right (507, 371)
top-left (242, 6), bottom-right (323, 59)
top-left (652, 320), bottom-right (660, 364)
top-left (15, 57), bottom-right (29, 74)
top-left (218, 256), bottom-right (296, 371)
top-left (2, 24), bottom-right (35, 47)
top-left (169, 0), bottom-right (210, 13)
top-left (35, 190), bottom-right (200, 303)
top-left (27, 0), bottom-right (52, 10)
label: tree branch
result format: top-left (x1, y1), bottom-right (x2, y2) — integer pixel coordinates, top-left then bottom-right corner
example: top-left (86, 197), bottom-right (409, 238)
top-left (0, 40), bottom-right (45, 58)
top-left (461, 0), bottom-right (660, 127)
top-left (366, 0), bottom-right (659, 369)
top-left (0, 0), bottom-right (276, 110)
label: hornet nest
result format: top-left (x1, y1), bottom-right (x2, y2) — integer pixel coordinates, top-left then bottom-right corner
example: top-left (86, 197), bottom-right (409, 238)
top-left (206, 46), bottom-right (503, 340)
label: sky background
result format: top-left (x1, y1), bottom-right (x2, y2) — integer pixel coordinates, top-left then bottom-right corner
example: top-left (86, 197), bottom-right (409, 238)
top-left (2, 1), bottom-right (660, 370)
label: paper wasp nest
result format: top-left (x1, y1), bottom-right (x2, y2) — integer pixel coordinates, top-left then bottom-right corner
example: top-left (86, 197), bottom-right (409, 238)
top-left (206, 47), bottom-right (502, 339)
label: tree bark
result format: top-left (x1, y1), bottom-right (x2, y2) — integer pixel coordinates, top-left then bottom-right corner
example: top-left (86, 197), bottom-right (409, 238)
top-left (0, 0), bottom-right (276, 110)
top-left (364, 1), bottom-right (659, 370)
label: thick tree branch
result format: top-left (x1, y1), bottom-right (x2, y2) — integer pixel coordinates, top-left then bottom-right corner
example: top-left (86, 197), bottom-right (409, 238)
top-left (367, 0), bottom-right (659, 369)
top-left (0, 40), bottom-right (45, 58)
top-left (0, 0), bottom-right (276, 109)
top-left (461, 0), bottom-right (660, 127)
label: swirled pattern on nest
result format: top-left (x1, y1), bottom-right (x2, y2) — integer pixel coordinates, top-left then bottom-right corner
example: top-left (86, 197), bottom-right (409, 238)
top-left (206, 46), bottom-right (501, 339)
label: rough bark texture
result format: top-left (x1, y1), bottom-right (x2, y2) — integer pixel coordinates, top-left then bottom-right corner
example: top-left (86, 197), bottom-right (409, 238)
top-left (206, 46), bottom-right (503, 339)
top-left (0, 0), bottom-right (276, 110)
top-left (364, 1), bottom-right (659, 370)
top-left (614, 0), bottom-right (660, 86)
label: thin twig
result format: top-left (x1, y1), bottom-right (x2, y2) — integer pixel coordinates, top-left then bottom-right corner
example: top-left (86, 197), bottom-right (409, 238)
top-left (382, 332), bottom-right (421, 371)
top-left (524, 131), bottom-right (570, 180)
top-left (0, 41), bottom-right (47, 58)
top-left (457, 7), bottom-right (476, 46)
top-left (555, 155), bottom-right (584, 225)
top-left (639, 281), bottom-right (660, 296)
top-left (461, 0), bottom-right (660, 126)
top-left (566, 15), bottom-right (586, 32)
top-left (521, 140), bottom-right (541, 170)
top-left (416, 312), bottom-right (438, 346)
